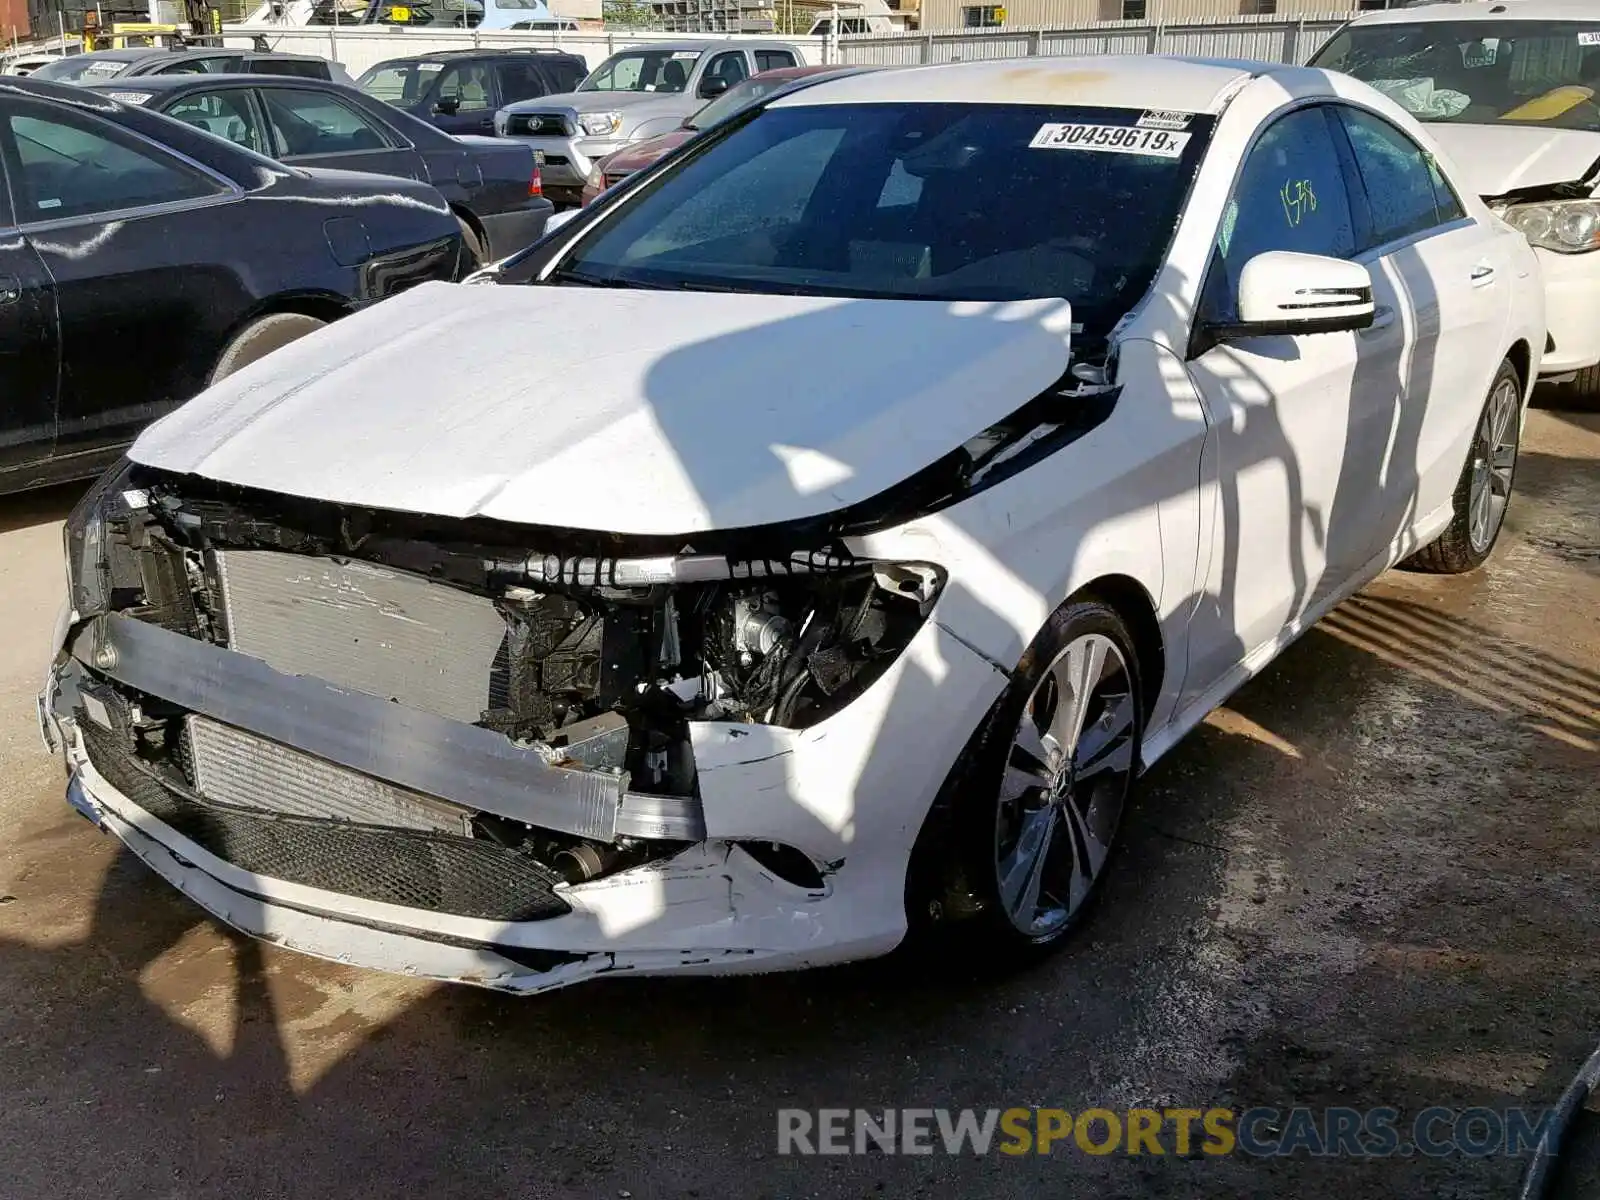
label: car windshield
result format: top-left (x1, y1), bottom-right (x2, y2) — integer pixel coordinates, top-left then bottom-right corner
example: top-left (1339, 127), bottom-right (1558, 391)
top-left (550, 102), bottom-right (1210, 337)
top-left (1313, 19), bottom-right (1600, 131)
top-left (358, 59), bottom-right (445, 104)
top-left (29, 56), bottom-right (131, 82)
top-left (686, 75), bottom-right (797, 130)
top-left (579, 50), bottom-right (700, 94)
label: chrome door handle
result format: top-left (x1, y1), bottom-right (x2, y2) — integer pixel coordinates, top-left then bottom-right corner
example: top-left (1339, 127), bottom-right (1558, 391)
top-left (1471, 263), bottom-right (1497, 287)
top-left (1362, 304), bottom-right (1396, 333)
top-left (0, 275), bottom-right (18, 306)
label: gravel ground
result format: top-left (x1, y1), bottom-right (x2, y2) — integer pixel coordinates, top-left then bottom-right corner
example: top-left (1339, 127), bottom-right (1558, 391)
top-left (0, 408), bottom-right (1594, 1200)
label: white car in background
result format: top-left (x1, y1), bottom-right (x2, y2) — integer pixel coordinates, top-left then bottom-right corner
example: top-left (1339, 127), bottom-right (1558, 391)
top-left (43, 56), bottom-right (1542, 995)
top-left (1313, 1), bottom-right (1600, 404)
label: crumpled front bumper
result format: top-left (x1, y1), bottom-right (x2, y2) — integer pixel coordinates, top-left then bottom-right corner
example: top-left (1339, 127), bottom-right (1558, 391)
top-left (41, 599), bottom-right (1006, 994)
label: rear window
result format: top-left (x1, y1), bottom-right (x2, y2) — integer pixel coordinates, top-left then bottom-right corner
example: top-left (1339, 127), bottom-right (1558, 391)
top-left (358, 59), bottom-right (444, 104)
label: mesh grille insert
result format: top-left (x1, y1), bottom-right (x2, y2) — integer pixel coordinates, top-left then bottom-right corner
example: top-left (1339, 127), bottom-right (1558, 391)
top-left (78, 716), bottom-right (570, 923)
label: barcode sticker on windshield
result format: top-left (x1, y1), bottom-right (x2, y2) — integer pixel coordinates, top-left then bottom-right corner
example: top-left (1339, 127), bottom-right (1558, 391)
top-left (1579, 30), bottom-right (1600, 44)
top-left (1030, 122), bottom-right (1190, 158)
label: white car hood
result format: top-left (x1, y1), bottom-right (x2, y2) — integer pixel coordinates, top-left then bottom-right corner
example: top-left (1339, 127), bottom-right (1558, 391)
top-left (131, 282), bottom-right (1075, 535)
top-left (1425, 123), bottom-right (1600, 197)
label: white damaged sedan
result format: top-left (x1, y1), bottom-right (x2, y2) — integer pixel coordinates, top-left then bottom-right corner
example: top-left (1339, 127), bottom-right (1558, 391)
top-left (42, 56), bottom-right (1543, 993)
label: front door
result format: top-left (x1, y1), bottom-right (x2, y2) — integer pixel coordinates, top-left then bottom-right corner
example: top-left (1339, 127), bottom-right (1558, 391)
top-left (428, 60), bottom-right (499, 135)
top-left (0, 173), bottom-right (58, 475)
top-left (1181, 104), bottom-right (1407, 708)
top-left (0, 96), bottom-right (239, 462)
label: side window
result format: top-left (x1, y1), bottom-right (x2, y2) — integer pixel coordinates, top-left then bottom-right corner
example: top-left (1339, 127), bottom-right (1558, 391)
top-left (496, 60), bottom-right (551, 104)
top-left (3, 107), bottom-right (223, 222)
top-left (702, 52), bottom-right (749, 94)
top-left (1337, 107), bottom-right (1446, 248)
top-left (260, 89), bottom-right (391, 157)
top-left (162, 89), bottom-right (266, 154)
top-left (755, 50), bottom-right (798, 71)
top-left (1428, 153), bottom-right (1465, 223)
top-left (546, 60), bottom-right (586, 92)
top-left (1207, 106), bottom-right (1357, 317)
top-left (437, 62), bottom-right (494, 111)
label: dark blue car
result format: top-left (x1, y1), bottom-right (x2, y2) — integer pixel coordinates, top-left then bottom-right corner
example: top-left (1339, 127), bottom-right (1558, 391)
top-left (356, 49), bottom-right (586, 137)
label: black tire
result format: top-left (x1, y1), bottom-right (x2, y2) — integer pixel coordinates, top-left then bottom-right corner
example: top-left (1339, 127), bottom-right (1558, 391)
top-left (209, 312), bottom-right (326, 386)
top-left (456, 213), bottom-right (486, 273)
top-left (1557, 363), bottom-right (1600, 411)
top-left (912, 597), bottom-right (1145, 968)
top-left (1405, 357), bottom-right (1522, 575)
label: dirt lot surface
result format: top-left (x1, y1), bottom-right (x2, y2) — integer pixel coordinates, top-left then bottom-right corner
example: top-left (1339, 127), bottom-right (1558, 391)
top-left (0, 408), bottom-right (1595, 1200)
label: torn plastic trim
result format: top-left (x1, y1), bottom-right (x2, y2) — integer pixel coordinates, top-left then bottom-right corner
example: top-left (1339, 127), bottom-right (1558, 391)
top-left (64, 613), bottom-right (705, 844)
top-left (1486, 156), bottom-right (1600, 207)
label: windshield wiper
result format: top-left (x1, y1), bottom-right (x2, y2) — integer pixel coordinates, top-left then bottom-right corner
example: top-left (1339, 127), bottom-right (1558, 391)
top-left (545, 268), bottom-right (668, 289)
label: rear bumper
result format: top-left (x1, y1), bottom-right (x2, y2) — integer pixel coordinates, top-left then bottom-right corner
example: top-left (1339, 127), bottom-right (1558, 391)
top-left (476, 198), bottom-right (554, 260)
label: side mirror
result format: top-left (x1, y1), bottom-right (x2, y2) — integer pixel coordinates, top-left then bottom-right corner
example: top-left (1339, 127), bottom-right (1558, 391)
top-left (434, 95), bottom-right (460, 115)
top-left (1204, 250), bottom-right (1375, 345)
top-left (698, 75), bottom-right (729, 99)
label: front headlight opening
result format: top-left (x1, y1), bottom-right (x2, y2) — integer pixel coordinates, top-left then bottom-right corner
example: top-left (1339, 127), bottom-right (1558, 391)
top-left (579, 111), bottom-right (622, 137)
top-left (63, 459), bottom-right (137, 618)
top-left (1505, 199), bottom-right (1600, 253)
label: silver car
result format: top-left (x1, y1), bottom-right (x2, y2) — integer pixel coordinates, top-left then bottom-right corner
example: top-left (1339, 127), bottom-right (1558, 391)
top-left (494, 39), bottom-right (803, 204)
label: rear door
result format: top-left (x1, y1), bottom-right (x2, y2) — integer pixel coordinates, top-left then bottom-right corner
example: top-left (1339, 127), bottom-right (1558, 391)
top-left (0, 100), bottom-right (59, 475)
top-left (1332, 103), bottom-right (1513, 551)
top-left (0, 97), bottom-right (243, 459)
top-left (258, 86), bottom-right (425, 180)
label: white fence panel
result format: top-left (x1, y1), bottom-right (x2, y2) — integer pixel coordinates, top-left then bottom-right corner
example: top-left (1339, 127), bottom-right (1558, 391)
top-left (836, 12), bottom-right (1350, 67)
top-left (219, 12), bottom-right (1347, 77)
top-left (224, 24), bottom-right (830, 73)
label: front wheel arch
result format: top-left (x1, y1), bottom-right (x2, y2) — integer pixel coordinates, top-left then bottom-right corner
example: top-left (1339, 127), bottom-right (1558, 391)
top-left (904, 580), bottom-right (1156, 956)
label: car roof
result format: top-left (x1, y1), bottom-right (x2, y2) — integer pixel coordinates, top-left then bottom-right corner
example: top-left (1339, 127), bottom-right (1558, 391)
top-left (772, 54), bottom-right (1271, 112)
top-left (82, 73), bottom-right (343, 94)
top-left (56, 48), bottom-right (155, 64)
top-left (367, 47), bottom-right (586, 64)
top-left (749, 64), bottom-right (869, 82)
top-left (161, 47), bottom-right (323, 61)
top-left (1344, 0), bottom-right (1600, 25)
top-left (603, 38), bottom-right (799, 53)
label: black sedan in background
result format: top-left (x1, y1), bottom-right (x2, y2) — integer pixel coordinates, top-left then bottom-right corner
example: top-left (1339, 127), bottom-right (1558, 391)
top-left (0, 79), bottom-right (463, 495)
top-left (88, 74), bottom-right (554, 264)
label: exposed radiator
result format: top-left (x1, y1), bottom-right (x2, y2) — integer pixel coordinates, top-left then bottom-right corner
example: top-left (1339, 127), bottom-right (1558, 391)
top-left (211, 549), bottom-right (507, 723)
top-left (186, 715), bottom-right (473, 835)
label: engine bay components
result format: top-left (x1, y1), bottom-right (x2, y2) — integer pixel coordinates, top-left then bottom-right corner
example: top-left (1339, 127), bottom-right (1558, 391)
top-left (59, 467), bottom-right (946, 888)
